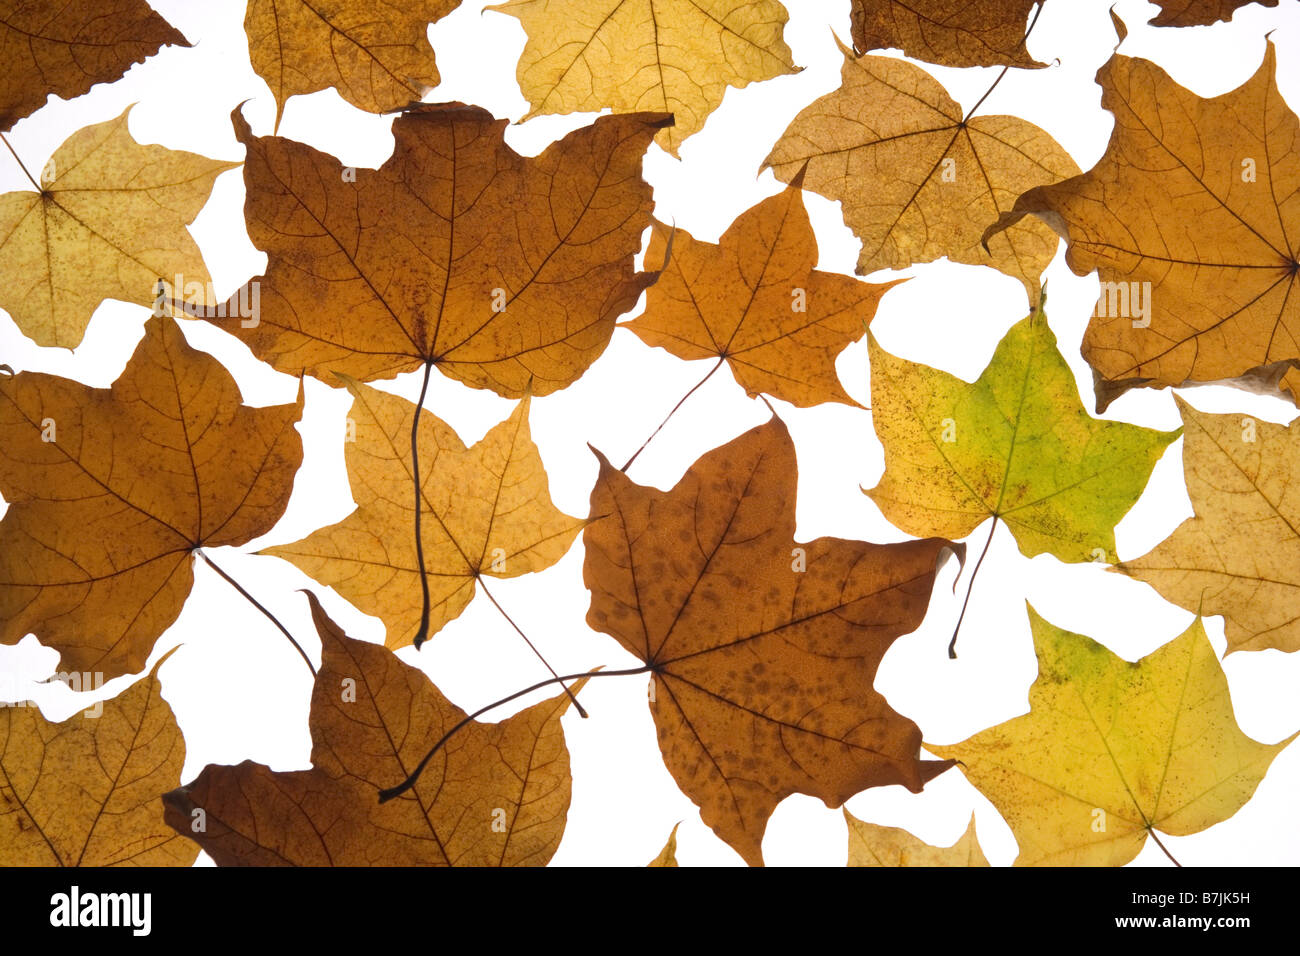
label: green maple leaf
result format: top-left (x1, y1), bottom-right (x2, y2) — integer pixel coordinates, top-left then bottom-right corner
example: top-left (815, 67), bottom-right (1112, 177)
top-left (866, 304), bottom-right (1178, 564)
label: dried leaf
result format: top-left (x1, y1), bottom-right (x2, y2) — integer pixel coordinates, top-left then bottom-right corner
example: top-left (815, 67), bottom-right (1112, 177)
top-left (0, 0), bottom-right (187, 131)
top-left (0, 315), bottom-right (304, 678)
top-left (210, 104), bottom-right (665, 396)
top-left (584, 415), bottom-right (956, 866)
top-left (849, 0), bottom-right (1045, 68)
top-left (984, 42), bottom-right (1300, 409)
top-left (928, 606), bottom-right (1297, 866)
top-left (866, 308), bottom-right (1179, 563)
top-left (488, 0), bottom-right (799, 155)
top-left (244, 0), bottom-right (460, 129)
top-left (762, 42), bottom-right (1077, 303)
top-left (625, 178), bottom-right (900, 407)
top-left (263, 377), bottom-right (581, 649)
top-left (1119, 397), bottom-right (1300, 654)
top-left (1149, 0), bottom-right (1279, 27)
top-left (0, 108), bottom-right (238, 349)
top-left (162, 594), bottom-right (581, 865)
top-left (0, 649), bottom-right (197, 866)
top-left (844, 809), bottom-right (989, 866)
top-left (647, 823), bottom-right (680, 866)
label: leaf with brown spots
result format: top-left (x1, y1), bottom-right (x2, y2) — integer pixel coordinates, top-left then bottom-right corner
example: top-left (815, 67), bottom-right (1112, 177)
top-left (203, 103), bottom-right (666, 397)
top-left (849, 0), bottom-right (1045, 68)
top-left (624, 176), bottom-right (901, 408)
top-left (243, 0), bottom-right (461, 130)
top-left (0, 0), bottom-right (188, 131)
top-left (162, 593), bottom-right (582, 866)
top-left (983, 41), bottom-right (1300, 410)
top-left (583, 415), bottom-right (957, 866)
top-left (0, 314), bottom-right (304, 680)
top-left (761, 41), bottom-right (1078, 305)
top-left (0, 649), bottom-right (198, 867)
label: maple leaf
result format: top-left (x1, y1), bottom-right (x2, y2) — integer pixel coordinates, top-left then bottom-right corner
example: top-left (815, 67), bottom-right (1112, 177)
top-left (244, 0), bottom-right (460, 130)
top-left (583, 415), bottom-right (956, 866)
top-left (624, 176), bottom-right (901, 407)
top-left (0, 0), bottom-right (187, 132)
top-left (984, 41), bottom-right (1300, 410)
top-left (0, 107), bottom-right (238, 349)
top-left (849, 0), bottom-right (1046, 68)
top-left (486, 0), bottom-right (799, 156)
top-left (0, 649), bottom-right (198, 866)
top-left (0, 314), bottom-right (304, 679)
top-left (647, 823), bottom-right (680, 866)
top-left (1149, 0), bottom-right (1279, 27)
top-left (163, 593), bottom-right (582, 865)
top-left (262, 376), bottom-right (581, 650)
top-left (207, 104), bottom-right (666, 397)
top-left (844, 809), bottom-right (989, 866)
top-left (927, 606), bottom-right (1298, 866)
top-left (1118, 397), bottom-right (1300, 654)
top-left (865, 308), bottom-right (1179, 565)
top-left (761, 41), bottom-right (1078, 304)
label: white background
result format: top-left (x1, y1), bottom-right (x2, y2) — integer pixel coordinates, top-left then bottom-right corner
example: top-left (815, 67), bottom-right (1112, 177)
top-left (2, 0), bottom-right (1299, 866)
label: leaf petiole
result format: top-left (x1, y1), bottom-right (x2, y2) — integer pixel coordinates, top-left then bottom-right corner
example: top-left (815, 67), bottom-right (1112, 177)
top-left (378, 664), bottom-right (653, 802)
top-left (197, 549), bottom-right (316, 677)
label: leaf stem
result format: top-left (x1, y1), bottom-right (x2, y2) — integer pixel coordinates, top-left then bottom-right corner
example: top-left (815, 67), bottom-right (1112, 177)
top-left (0, 132), bottom-right (41, 190)
top-left (378, 664), bottom-right (653, 802)
top-left (411, 359), bottom-right (435, 649)
top-left (965, 3), bottom-right (1046, 121)
top-left (477, 577), bottom-right (587, 718)
top-left (198, 549), bottom-right (316, 677)
top-left (949, 517), bottom-right (998, 658)
top-left (621, 356), bottom-right (725, 473)
top-left (1147, 828), bottom-right (1182, 867)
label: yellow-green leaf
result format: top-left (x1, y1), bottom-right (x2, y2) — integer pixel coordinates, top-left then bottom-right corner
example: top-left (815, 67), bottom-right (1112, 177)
top-left (928, 606), bottom-right (1297, 866)
top-left (866, 307), bottom-right (1179, 564)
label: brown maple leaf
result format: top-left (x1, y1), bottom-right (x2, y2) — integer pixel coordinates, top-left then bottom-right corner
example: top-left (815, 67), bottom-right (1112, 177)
top-left (583, 415), bottom-right (957, 866)
top-left (0, 315), bottom-right (303, 680)
top-left (1149, 0), bottom-right (1279, 27)
top-left (984, 41), bottom-right (1300, 409)
top-left (761, 40), bottom-right (1078, 304)
top-left (0, 649), bottom-right (198, 866)
top-left (203, 103), bottom-right (667, 397)
top-left (244, 0), bottom-right (461, 130)
top-left (0, 0), bottom-right (187, 131)
top-left (624, 175), bottom-right (901, 408)
top-left (163, 593), bottom-right (582, 865)
top-left (850, 0), bottom-right (1046, 68)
